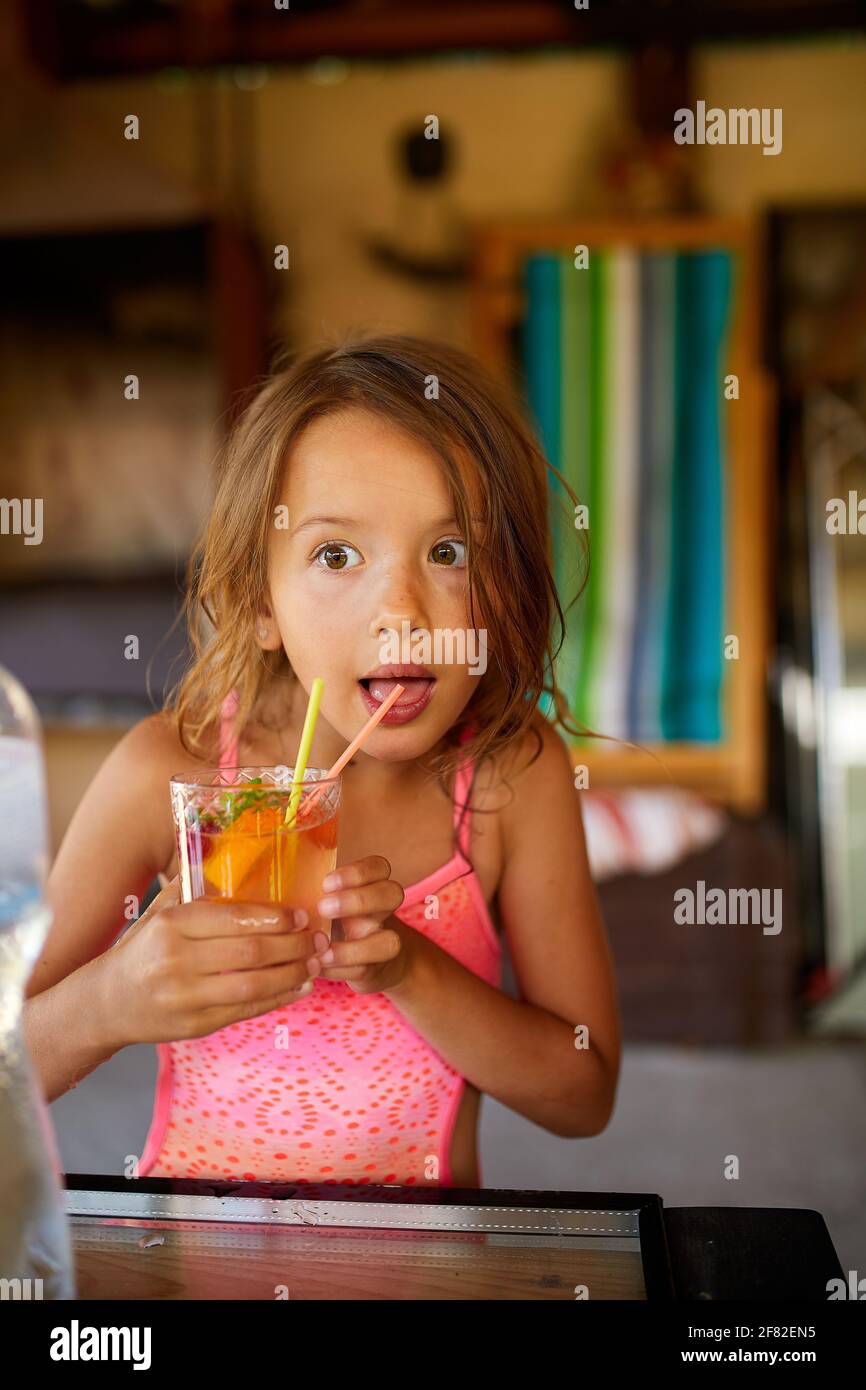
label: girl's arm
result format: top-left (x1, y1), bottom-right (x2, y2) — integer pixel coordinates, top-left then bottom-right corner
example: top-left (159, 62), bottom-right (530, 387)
top-left (24, 950), bottom-right (128, 1104)
top-left (24, 715), bottom-right (176, 1101)
top-left (26, 714), bottom-right (322, 1102)
top-left (384, 716), bottom-right (621, 1137)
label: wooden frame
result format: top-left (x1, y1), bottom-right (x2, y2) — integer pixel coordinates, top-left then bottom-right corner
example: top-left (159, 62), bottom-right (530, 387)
top-left (469, 217), bottom-right (773, 814)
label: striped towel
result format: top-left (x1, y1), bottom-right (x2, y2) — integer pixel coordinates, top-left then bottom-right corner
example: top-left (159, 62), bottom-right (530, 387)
top-left (522, 245), bottom-right (734, 744)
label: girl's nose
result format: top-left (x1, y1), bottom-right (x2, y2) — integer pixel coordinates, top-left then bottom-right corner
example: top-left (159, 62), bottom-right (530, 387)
top-left (368, 610), bottom-right (426, 642)
top-left (368, 569), bottom-right (431, 641)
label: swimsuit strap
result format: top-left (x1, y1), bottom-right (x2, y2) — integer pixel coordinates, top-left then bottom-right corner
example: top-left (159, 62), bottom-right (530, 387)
top-left (452, 723), bottom-right (478, 861)
top-left (219, 689), bottom-right (240, 769)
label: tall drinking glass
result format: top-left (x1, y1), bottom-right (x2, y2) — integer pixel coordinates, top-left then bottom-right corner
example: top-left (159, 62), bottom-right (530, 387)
top-left (170, 767), bottom-right (341, 940)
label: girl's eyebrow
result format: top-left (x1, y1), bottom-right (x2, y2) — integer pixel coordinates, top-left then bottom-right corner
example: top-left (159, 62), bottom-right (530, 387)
top-left (289, 514), bottom-right (460, 538)
top-left (289, 515), bottom-right (356, 538)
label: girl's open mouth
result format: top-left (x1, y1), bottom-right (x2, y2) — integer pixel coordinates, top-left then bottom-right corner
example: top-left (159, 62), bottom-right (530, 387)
top-left (357, 676), bottom-right (436, 725)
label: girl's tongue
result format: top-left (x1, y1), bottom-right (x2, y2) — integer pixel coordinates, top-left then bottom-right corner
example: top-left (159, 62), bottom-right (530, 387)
top-left (367, 677), bottom-right (431, 706)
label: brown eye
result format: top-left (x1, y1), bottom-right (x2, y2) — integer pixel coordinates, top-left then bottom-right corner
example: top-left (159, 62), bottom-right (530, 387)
top-left (313, 543), bottom-right (360, 571)
top-left (431, 539), bottom-right (466, 568)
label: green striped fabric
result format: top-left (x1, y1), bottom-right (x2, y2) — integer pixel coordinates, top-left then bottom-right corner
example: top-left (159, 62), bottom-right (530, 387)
top-left (521, 244), bottom-right (734, 743)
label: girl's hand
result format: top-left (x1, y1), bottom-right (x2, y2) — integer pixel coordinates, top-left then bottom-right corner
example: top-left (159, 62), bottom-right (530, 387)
top-left (314, 857), bottom-right (410, 995)
top-left (106, 876), bottom-right (324, 1044)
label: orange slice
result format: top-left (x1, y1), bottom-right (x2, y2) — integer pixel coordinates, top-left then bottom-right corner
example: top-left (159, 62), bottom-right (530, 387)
top-left (202, 806), bottom-right (279, 894)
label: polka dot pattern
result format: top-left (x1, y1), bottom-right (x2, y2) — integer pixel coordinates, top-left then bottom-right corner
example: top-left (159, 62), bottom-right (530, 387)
top-left (140, 874), bottom-right (500, 1186)
top-left (140, 718), bottom-right (502, 1188)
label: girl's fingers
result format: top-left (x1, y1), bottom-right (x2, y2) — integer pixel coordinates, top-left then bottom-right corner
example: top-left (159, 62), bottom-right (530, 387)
top-left (188, 959), bottom-right (313, 1012)
top-left (191, 929), bottom-right (317, 974)
top-left (318, 880), bottom-right (404, 921)
top-left (339, 916), bottom-right (387, 941)
top-left (316, 965), bottom-right (370, 983)
top-left (318, 929), bottom-right (401, 969)
top-left (321, 857), bottom-right (392, 893)
top-left (168, 900), bottom-right (305, 939)
top-left (111, 874), bottom-right (180, 947)
top-left (195, 979), bottom-right (316, 1031)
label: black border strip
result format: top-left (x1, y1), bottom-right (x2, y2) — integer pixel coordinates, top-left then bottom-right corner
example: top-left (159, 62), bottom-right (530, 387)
top-left (638, 1196), bottom-right (677, 1301)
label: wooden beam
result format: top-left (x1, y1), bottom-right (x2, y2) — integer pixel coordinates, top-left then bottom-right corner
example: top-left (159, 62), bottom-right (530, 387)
top-left (25, 0), bottom-right (866, 80)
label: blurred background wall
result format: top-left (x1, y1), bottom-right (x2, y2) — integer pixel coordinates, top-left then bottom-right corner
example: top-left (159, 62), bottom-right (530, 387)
top-left (38, 39), bottom-right (866, 347)
top-left (2, 0), bottom-right (865, 1268)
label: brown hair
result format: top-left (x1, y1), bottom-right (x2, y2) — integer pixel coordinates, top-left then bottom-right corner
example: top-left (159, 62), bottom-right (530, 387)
top-left (168, 332), bottom-right (587, 801)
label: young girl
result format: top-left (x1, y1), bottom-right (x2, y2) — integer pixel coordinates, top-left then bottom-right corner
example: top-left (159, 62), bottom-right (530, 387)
top-left (25, 334), bottom-right (621, 1189)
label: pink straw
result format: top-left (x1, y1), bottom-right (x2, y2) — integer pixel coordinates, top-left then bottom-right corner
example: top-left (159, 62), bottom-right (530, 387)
top-left (324, 683), bottom-right (406, 778)
top-left (299, 684), bottom-right (406, 816)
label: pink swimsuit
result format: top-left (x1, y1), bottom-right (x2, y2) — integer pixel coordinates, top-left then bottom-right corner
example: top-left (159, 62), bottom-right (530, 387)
top-left (139, 695), bottom-right (502, 1187)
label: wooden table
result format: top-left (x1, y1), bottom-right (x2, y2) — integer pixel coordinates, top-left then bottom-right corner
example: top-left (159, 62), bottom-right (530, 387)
top-left (66, 1177), bottom-right (669, 1301)
top-left (65, 1176), bottom-right (842, 1301)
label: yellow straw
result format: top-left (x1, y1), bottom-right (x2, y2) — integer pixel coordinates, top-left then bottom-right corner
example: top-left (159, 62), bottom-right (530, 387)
top-left (297, 681), bottom-right (406, 823)
top-left (284, 677), bottom-right (324, 827)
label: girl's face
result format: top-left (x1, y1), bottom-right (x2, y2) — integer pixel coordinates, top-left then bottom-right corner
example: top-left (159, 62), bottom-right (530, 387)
top-left (263, 406), bottom-right (484, 764)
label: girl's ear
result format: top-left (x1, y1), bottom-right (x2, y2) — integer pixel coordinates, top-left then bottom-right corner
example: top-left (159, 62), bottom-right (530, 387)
top-left (254, 599), bottom-right (283, 651)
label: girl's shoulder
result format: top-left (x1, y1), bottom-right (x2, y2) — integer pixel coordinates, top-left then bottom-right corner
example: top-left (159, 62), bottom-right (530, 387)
top-left (484, 710), bottom-right (576, 836)
top-left (103, 711), bottom-right (223, 876)
top-left (484, 706), bottom-right (570, 779)
top-left (109, 709), bottom-right (222, 787)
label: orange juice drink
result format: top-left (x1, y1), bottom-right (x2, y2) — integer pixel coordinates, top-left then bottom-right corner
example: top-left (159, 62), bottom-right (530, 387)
top-left (170, 769), bottom-right (341, 939)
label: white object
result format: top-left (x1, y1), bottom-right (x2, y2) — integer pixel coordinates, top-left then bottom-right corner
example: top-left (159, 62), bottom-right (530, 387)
top-left (0, 664), bottom-right (76, 1299)
top-left (582, 788), bottom-right (727, 882)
